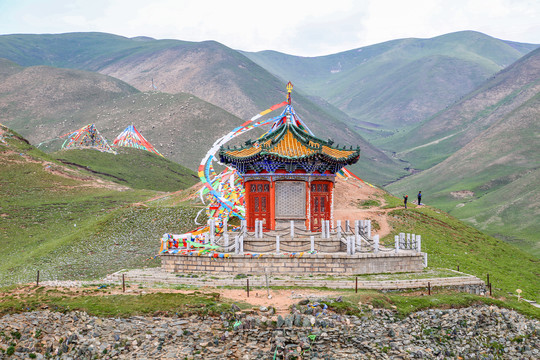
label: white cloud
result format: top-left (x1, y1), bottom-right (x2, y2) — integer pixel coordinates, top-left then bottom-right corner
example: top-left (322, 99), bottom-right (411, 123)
top-left (0, 0), bottom-right (538, 56)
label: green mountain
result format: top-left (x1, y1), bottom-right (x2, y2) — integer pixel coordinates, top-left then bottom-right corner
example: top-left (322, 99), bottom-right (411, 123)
top-left (54, 147), bottom-right (199, 192)
top-left (0, 48), bottom-right (405, 184)
top-left (242, 31), bottom-right (538, 137)
top-left (382, 47), bottom-right (540, 170)
top-left (386, 48), bottom-right (540, 256)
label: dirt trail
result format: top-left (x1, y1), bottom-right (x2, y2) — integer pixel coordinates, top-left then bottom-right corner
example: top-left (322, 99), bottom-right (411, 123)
top-left (333, 177), bottom-right (396, 238)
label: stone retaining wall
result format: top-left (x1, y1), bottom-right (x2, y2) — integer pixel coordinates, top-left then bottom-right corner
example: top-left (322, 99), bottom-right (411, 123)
top-left (161, 251), bottom-right (425, 275)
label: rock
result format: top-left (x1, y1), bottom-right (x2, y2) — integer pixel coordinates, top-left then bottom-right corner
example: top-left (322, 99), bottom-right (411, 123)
top-left (0, 304), bottom-right (537, 360)
top-left (284, 315), bottom-right (293, 328)
top-left (231, 304), bottom-right (241, 312)
top-left (297, 299), bottom-right (309, 306)
top-left (277, 315), bottom-right (285, 328)
top-left (293, 313), bottom-right (302, 327)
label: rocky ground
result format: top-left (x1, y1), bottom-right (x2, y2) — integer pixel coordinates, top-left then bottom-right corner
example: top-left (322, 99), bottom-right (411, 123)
top-left (0, 302), bottom-right (538, 360)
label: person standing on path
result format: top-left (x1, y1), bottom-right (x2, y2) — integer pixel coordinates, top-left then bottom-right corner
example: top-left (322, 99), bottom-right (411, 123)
top-left (418, 191), bottom-right (422, 205)
top-left (403, 195), bottom-right (408, 209)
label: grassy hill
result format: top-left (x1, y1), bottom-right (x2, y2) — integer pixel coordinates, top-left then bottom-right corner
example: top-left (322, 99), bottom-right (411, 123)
top-left (0, 57), bottom-right (405, 185)
top-left (242, 31), bottom-right (538, 138)
top-left (54, 147), bottom-right (199, 192)
top-left (2, 125), bottom-right (539, 305)
top-left (381, 202), bottom-right (540, 303)
top-left (0, 124), bottom-right (200, 285)
top-left (385, 49), bottom-right (540, 255)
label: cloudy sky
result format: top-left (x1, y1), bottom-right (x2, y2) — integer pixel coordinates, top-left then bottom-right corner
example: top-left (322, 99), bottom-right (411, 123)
top-left (0, 0), bottom-right (538, 56)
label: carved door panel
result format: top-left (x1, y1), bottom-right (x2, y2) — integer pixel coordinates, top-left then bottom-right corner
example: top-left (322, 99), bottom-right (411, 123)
top-left (247, 181), bottom-right (271, 231)
top-left (310, 182), bottom-right (330, 232)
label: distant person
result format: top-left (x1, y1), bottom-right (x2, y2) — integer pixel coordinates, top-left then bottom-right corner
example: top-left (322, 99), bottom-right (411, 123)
top-left (418, 191), bottom-right (422, 205)
top-left (403, 195), bottom-right (408, 209)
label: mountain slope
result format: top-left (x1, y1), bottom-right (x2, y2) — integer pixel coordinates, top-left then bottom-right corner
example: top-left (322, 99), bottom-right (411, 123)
top-left (0, 52), bottom-right (405, 184)
top-left (386, 74), bottom-right (540, 256)
top-left (384, 46), bottom-right (540, 170)
top-left (242, 31), bottom-right (538, 135)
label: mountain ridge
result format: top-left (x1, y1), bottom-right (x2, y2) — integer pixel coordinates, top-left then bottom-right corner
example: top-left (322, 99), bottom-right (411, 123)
top-left (242, 31), bottom-right (538, 135)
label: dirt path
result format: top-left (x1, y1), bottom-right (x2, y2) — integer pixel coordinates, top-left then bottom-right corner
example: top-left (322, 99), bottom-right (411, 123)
top-left (333, 177), bottom-right (396, 238)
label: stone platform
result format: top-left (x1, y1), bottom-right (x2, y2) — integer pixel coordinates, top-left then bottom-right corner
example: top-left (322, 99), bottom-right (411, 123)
top-left (161, 251), bottom-right (425, 276)
top-left (161, 227), bottom-right (426, 276)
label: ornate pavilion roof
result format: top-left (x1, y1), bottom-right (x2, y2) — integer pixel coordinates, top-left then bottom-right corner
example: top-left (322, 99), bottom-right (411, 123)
top-left (219, 113), bottom-right (360, 173)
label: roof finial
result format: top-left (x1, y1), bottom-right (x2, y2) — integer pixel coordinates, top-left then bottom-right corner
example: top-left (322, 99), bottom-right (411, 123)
top-left (286, 81), bottom-right (293, 105)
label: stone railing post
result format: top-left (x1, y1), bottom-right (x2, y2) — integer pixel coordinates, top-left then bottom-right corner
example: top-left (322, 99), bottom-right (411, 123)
top-left (209, 219), bottom-right (215, 244)
top-left (310, 236), bottom-right (315, 252)
top-left (161, 235), bottom-right (168, 252)
top-left (321, 221), bottom-right (326, 239)
top-left (346, 236), bottom-right (351, 255)
top-left (240, 235), bottom-right (244, 254)
top-left (234, 235), bottom-right (239, 254)
top-left (224, 233), bottom-right (229, 250)
top-left (367, 220), bottom-right (372, 239)
top-left (255, 219), bottom-right (259, 238)
top-left (276, 235), bottom-right (280, 254)
top-left (345, 220), bottom-right (350, 233)
top-left (290, 220), bottom-right (294, 238)
top-left (395, 235), bottom-right (400, 253)
top-left (373, 234), bottom-right (379, 253)
top-left (416, 235), bottom-right (421, 252)
top-left (326, 220), bottom-right (331, 238)
top-left (336, 220), bottom-right (342, 239)
top-left (351, 235), bottom-right (356, 254)
top-left (223, 218), bottom-right (227, 234)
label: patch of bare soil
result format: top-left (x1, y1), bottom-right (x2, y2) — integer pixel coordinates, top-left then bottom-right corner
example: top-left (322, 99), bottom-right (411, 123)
top-left (450, 190), bottom-right (474, 199)
top-left (333, 177), bottom-right (394, 238)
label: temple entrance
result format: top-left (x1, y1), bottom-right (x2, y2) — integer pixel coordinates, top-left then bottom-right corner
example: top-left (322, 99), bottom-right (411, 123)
top-left (310, 181), bottom-right (331, 231)
top-left (247, 181), bottom-right (271, 231)
top-left (275, 181), bottom-right (306, 229)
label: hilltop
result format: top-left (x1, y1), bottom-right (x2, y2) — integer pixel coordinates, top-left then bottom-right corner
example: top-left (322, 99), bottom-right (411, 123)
top-left (386, 48), bottom-right (540, 256)
top-left (243, 31), bottom-right (538, 137)
top-left (54, 147), bottom-right (198, 192)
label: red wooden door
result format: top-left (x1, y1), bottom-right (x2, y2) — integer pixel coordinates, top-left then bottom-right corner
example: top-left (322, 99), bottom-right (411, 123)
top-left (310, 182), bottom-right (330, 231)
top-left (247, 181), bottom-right (271, 231)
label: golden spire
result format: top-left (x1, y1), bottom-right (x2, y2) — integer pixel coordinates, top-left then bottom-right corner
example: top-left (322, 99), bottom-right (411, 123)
top-left (286, 81), bottom-right (293, 104)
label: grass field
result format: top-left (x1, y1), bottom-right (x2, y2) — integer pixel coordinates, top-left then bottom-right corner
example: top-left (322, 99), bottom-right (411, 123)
top-left (2, 126), bottom-right (539, 315)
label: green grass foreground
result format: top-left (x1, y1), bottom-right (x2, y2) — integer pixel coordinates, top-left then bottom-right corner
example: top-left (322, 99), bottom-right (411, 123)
top-left (1, 286), bottom-right (538, 320)
top-left (0, 287), bottom-right (235, 318)
top-left (333, 291), bottom-right (540, 320)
